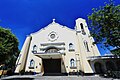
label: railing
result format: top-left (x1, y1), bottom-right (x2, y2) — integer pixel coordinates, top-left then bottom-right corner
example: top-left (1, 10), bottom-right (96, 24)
top-left (87, 55), bottom-right (120, 60)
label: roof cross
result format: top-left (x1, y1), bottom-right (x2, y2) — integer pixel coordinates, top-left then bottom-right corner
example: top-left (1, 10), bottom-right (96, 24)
top-left (52, 19), bottom-right (56, 23)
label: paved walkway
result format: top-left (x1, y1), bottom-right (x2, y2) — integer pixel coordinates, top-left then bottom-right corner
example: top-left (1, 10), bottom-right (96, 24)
top-left (1, 75), bottom-right (120, 80)
top-left (34, 76), bottom-right (119, 80)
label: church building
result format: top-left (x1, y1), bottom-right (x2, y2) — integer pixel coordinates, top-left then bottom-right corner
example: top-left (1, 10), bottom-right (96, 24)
top-left (15, 18), bottom-right (119, 75)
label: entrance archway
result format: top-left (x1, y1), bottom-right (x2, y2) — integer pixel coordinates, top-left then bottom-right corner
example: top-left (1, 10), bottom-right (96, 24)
top-left (106, 61), bottom-right (115, 71)
top-left (43, 59), bottom-right (61, 75)
top-left (94, 62), bottom-right (103, 74)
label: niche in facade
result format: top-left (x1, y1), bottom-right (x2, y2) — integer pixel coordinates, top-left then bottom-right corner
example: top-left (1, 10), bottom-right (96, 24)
top-left (32, 45), bottom-right (37, 53)
top-left (69, 43), bottom-right (75, 51)
top-left (29, 59), bottom-right (35, 69)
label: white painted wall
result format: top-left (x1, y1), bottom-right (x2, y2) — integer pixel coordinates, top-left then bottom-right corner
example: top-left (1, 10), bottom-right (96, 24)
top-left (15, 18), bottom-right (101, 74)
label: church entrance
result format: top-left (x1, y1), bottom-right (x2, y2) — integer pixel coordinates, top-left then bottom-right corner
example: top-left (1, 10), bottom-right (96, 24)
top-left (94, 62), bottom-right (103, 74)
top-left (43, 59), bottom-right (61, 75)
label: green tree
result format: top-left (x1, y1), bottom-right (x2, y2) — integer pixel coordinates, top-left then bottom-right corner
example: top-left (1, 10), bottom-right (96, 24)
top-left (0, 27), bottom-right (19, 68)
top-left (88, 1), bottom-right (120, 55)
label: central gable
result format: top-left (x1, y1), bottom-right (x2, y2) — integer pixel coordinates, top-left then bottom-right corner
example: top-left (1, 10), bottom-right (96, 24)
top-left (29, 19), bottom-right (78, 54)
top-left (30, 19), bottom-right (76, 43)
top-left (32, 19), bottom-right (75, 35)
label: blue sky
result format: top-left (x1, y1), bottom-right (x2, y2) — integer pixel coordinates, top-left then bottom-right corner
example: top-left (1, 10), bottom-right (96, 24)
top-left (0, 0), bottom-right (119, 55)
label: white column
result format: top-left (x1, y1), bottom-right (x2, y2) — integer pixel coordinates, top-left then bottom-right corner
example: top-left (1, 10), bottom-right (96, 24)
top-left (15, 35), bottom-right (32, 73)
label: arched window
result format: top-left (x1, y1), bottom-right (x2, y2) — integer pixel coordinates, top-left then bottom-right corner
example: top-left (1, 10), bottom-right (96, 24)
top-left (33, 45), bottom-right (37, 51)
top-left (69, 43), bottom-right (74, 51)
top-left (29, 59), bottom-right (35, 69)
top-left (80, 23), bottom-right (84, 29)
top-left (84, 41), bottom-right (90, 52)
top-left (80, 23), bottom-right (86, 35)
top-left (70, 59), bottom-right (75, 67)
top-left (45, 47), bottom-right (58, 53)
top-left (69, 43), bottom-right (73, 49)
top-left (32, 45), bottom-right (37, 53)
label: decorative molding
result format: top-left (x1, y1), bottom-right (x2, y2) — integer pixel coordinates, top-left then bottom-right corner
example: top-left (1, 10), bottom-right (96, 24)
top-left (40, 46), bottom-right (65, 51)
top-left (29, 66), bottom-right (34, 69)
top-left (40, 42), bottom-right (65, 46)
top-left (69, 49), bottom-right (75, 52)
top-left (76, 31), bottom-right (81, 33)
top-left (70, 67), bottom-right (77, 69)
top-left (32, 50), bottom-right (37, 53)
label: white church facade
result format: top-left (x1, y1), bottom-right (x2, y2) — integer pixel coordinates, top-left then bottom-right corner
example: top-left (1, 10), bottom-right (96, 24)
top-left (15, 18), bottom-right (120, 75)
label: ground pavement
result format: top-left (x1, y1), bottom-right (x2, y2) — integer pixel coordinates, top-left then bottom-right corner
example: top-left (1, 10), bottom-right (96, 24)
top-left (1, 75), bottom-right (120, 80)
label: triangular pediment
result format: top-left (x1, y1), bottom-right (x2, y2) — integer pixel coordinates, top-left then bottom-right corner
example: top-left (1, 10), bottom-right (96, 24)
top-left (31, 19), bottom-right (75, 35)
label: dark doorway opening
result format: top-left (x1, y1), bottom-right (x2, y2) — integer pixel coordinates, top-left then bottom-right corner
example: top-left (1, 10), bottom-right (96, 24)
top-left (106, 61), bottom-right (116, 71)
top-left (43, 59), bottom-right (61, 75)
top-left (94, 62), bottom-right (103, 74)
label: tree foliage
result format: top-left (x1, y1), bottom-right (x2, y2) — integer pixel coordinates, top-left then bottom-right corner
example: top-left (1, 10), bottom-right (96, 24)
top-left (88, 1), bottom-right (120, 55)
top-left (0, 27), bottom-right (19, 68)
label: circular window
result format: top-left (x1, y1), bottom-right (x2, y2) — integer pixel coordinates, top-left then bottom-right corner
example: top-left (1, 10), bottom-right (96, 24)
top-left (48, 31), bottom-right (58, 41)
top-left (50, 34), bottom-right (55, 39)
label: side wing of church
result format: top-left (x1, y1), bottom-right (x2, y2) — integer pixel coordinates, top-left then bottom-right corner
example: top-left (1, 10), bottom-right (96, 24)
top-left (15, 18), bottom-right (101, 75)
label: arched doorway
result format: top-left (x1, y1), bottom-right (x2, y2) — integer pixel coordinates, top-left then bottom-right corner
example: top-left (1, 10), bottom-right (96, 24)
top-left (94, 62), bottom-right (103, 74)
top-left (106, 61), bottom-right (115, 71)
top-left (43, 47), bottom-right (61, 75)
